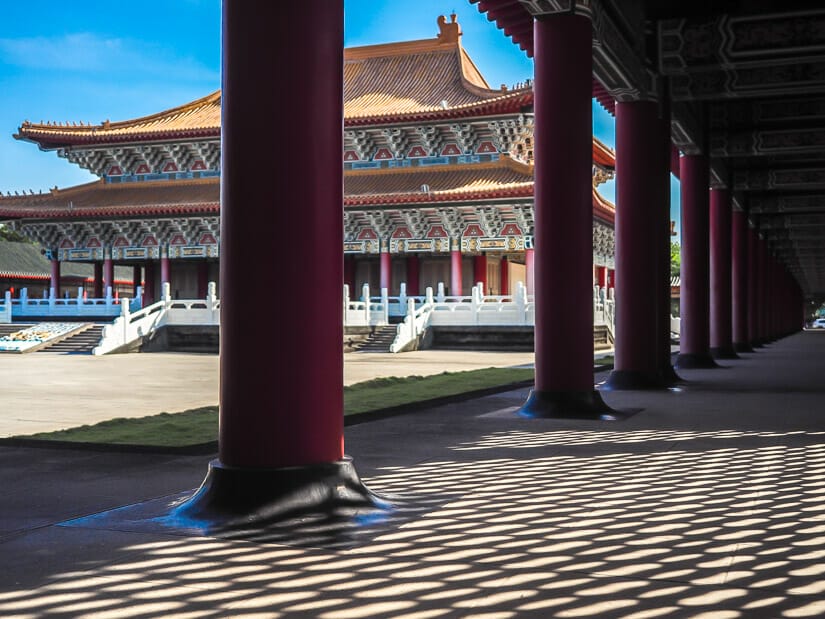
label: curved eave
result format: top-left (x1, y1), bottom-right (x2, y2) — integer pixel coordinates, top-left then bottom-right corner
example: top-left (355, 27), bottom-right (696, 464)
top-left (346, 185), bottom-right (533, 207)
top-left (593, 190), bottom-right (616, 225)
top-left (0, 202), bottom-right (220, 221)
top-left (344, 91), bottom-right (532, 127)
top-left (15, 127), bottom-right (221, 150)
top-left (469, 0), bottom-right (616, 115)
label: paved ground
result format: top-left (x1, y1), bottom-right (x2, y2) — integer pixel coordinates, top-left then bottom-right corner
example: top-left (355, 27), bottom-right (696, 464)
top-left (1, 333), bottom-right (824, 618)
top-left (0, 349), bottom-right (538, 437)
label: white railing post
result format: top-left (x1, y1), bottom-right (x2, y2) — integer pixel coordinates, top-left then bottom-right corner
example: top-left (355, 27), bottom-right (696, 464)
top-left (49, 287), bottom-right (56, 308)
top-left (425, 286), bottom-right (434, 305)
top-left (20, 288), bottom-right (28, 306)
top-left (437, 282), bottom-right (445, 303)
top-left (105, 286), bottom-right (113, 306)
top-left (1, 291), bottom-right (11, 323)
top-left (162, 282), bottom-right (171, 304)
top-left (381, 287), bottom-right (389, 323)
top-left (407, 298), bottom-right (415, 340)
top-left (398, 282), bottom-right (407, 314)
top-left (515, 281), bottom-right (526, 324)
top-left (471, 285), bottom-right (480, 324)
top-left (476, 282), bottom-right (484, 298)
top-left (362, 284), bottom-right (370, 323)
top-left (342, 284), bottom-right (350, 325)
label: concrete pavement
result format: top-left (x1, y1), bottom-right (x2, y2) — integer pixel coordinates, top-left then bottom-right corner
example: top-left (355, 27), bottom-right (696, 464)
top-left (0, 349), bottom-right (537, 437)
top-left (1, 333), bottom-right (824, 617)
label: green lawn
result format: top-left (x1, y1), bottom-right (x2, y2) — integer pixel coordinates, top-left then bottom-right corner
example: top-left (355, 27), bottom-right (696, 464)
top-left (20, 367), bottom-right (534, 447)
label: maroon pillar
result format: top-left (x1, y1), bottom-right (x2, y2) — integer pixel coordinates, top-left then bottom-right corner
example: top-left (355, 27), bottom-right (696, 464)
top-left (519, 13), bottom-right (612, 418)
top-left (655, 94), bottom-right (680, 385)
top-left (731, 209), bottom-right (751, 352)
top-left (197, 261), bottom-right (209, 298)
top-left (747, 225), bottom-right (761, 347)
top-left (219, 0), bottom-right (344, 468)
top-left (160, 255), bottom-right (171, 287)
top-left (450, 244), bottom-right (462, 296)
top-left (344, 256), bottom-right (355, 296)
top-left (379, 245), bottom-right (391, 293)
top-left (103, 257), bottom-right (114, 295)
top-left (709, 188), bottom-right (736, 358)
top-left (132, 265), bottom-right (141, 299)
top-left (94, 262), bottom-right (104, 298)
top-left (525, 248), bottom-right (535, 295)
top-left (50, 259), bottom-right (60, 297)
top-left (500, 256), bottom-right (510, 296)
top-left (473, 254), bottom-right (488, 293)
top-left (596, 266), bottom-right (607, 289)
top-left (406, 255), bottom-right (419, 296)
top-left (143, 261), bottom-right (156, 306)
top-left (675, 155), bottom-right (717, 368)
top-left (605, 100), bottom-right (662, 389)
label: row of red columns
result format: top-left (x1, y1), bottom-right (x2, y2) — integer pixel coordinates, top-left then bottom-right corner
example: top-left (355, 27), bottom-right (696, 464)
top-left (213, 3), bottom-right (803, 475)
top-left (353, 250), bottom-right (540, 297)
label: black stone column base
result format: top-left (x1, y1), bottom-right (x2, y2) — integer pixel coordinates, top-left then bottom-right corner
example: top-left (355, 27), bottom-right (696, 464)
top-left (659, 364), bottom-right (685, 386)
top-left (674, 352), bottom-right (721, 369)
top-left (711, 345), bottom-right (740, 360)
top-left (602, 369), bottom-right (666, 391)
top-left (733, 342), bottom-right (753, 353)
top-left (170, 456), bottom-right (394, 546)
top-left (518, 389), bottom-right (633, 420)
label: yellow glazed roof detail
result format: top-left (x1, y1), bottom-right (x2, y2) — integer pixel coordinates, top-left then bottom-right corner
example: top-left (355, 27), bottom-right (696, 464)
top-left (16, 15), bottom-right (530, 147)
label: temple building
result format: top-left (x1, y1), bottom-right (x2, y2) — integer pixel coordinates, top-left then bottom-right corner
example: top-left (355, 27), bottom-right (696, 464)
top-left (0, 15), bottom-right (615, 304)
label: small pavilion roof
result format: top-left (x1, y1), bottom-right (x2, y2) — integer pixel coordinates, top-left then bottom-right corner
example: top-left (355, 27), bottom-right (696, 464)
top-left (15, 14), bottom-right (533, 149)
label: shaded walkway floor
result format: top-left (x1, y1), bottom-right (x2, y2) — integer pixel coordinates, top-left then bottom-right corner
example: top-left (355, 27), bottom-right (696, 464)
top-left (1, 332), bottom-right (824, 617)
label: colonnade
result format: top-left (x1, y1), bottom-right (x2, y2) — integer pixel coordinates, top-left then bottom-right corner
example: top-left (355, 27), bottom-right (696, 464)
top-left (174, 1), bottom-right (804, 527)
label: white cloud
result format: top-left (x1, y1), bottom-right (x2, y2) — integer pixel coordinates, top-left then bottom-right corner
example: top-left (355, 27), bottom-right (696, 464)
top-left (0, 33), bottom-right (218, 82)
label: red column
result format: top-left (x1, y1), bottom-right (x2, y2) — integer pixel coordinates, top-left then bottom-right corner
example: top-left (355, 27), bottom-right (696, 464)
top-left (343, 256), bottom-right (355, 296)
top-left (520, 13), bottom-right (612, 418)
top-left (596, 266), bottom-right (607, 289)
top-left (525, 248), bottom-right (535, 295)
top-left (50, 259), bottom-right (60, 296)
top-left (406, 255), bottom-right (419, 296)
top-left (450, 242), bottom-right (463, 296)
top-left (94, 262), bottom-right (104, 298)
top-left (675, 155), bottom-right (717, 368)
top-left (160, 255), bottom-right (171, 287)
top-left (500, 256), bottom-right (510, 296)
top-left (103, 256), bottom-right (114, 294)
top-left (757, 236), bottom-right (768, 343)
top-left (709, 188), bottom-right (736, 358)
top-left (379, 244), bottom-right (391, 293)
top-left (732, 209), bottom-right (751, 352)
top-left (655, 94), bottom-right (679, 385)
top-left (197, 261), bottom-right (209, 298)
top-left (218, 0), bottom-right (344, 468)
top-left (143, 261), bottom-right (155, 306)
top-left (605, 100), bottom-right (662, 389)
top-left (473, 254), bottom-right (488, 293)
top-left (747, 225), bottom-right (761, 347)
top-left (132, 265), bottom-right (141, 299)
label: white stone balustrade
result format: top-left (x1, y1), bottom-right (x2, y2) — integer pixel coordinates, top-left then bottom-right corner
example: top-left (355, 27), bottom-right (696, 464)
top-left (7, 286), bottom-right (141, 319)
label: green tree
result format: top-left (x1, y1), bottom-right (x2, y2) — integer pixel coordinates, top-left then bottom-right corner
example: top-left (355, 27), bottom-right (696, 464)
top-left (0, 225), bottom-right (27, 243)
top-left (670, 241), bottom-right (681, 277)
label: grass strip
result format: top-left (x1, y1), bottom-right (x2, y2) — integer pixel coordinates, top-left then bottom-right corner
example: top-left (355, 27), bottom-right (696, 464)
top-left (20, 366), bottom-right (534, 447)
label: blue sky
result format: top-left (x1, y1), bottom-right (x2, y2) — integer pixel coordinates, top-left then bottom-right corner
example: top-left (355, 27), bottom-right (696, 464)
top-left (0, 0), bottom-right (678, 236)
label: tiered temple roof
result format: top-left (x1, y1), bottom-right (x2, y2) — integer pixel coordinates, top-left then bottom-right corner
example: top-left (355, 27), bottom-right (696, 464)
top-left (2, 14), bottom-right (615, 229)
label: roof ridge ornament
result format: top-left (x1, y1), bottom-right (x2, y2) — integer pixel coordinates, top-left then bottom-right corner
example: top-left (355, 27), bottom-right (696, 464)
top-left (436, 13), bottom-right (461, 44)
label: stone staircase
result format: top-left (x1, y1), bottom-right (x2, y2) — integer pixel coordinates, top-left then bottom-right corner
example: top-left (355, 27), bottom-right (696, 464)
top-left (36, 325), bottom-right (106, 354)
top-left (0, 324), bottom-right (33, 338)
top-left (353, 325), bottom-right (397, 353)
top-left (594, 324), bottom-right (613, 351)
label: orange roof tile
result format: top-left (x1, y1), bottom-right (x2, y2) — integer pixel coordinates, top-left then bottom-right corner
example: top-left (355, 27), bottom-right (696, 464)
top-left (16, 15), bottom-right (532, 148)
top-left (0, 178), bottom-right (220, 219)
top-left (345, 157), bottom-right (533, 205)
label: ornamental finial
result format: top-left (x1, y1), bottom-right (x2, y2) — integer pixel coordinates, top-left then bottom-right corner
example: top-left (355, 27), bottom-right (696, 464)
top-left (437, 13), bottom-right (461, 44)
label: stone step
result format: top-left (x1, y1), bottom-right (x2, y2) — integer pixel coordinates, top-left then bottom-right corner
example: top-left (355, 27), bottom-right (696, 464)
top-left (36, 325), bottom-right (106, 354)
